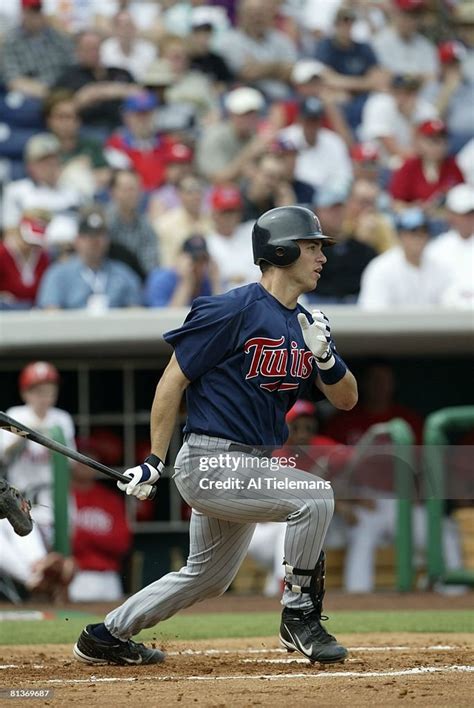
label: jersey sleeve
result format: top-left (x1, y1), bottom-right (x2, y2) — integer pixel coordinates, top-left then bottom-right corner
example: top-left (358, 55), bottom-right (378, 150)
top-left (163, 295), bottom-right (241, 381)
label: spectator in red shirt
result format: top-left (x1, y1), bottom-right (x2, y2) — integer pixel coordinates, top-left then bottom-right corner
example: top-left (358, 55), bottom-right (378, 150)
top-left (68, 439), bottom-right (131, 602)
top-left (106, 91), bottom-right (176, 191)
top-left (389, 119), bottom-right (464, 207)
top-left (0, 210), bottom-right (50, 310)
top-left (323, 361), bottom-right (424, 445)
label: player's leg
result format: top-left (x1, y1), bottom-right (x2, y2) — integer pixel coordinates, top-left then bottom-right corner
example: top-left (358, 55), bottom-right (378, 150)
top-left (174, 437), bottom-right (345, 663)
top-left (73, 511), bottom-right (255, 664)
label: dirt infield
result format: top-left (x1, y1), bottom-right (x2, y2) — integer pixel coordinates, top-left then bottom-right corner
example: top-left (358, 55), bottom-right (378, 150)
top-left (1, 633), bottom-right (472, 707)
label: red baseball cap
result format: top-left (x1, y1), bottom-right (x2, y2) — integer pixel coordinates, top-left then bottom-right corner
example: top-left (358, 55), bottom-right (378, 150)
top-left (167, 142), bottom-right (193, 164)
top-left (350, 142), bottom-right (380, 163)
top-left (19, 362), bottom-right (59, 392)
top-left (393, 0), bottom-right (425, 11)
top-left (418, 119), bottom-right (447, 137)
top-left (19, 213), bottom-right (48, 246)
top-left (22, 0), bottom-right (42, 9)
top-left (286, 400), bottom-right (316, 424)
top-left (210, 185), bottom-right (242, 211)
top-left (438, 40), bottom-right (466, 64)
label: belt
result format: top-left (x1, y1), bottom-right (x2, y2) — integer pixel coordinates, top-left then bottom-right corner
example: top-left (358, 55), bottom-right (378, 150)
top-left (184, 433), bottom-right (273, 458)
top-left (228, 443), bottom-right (273, 458)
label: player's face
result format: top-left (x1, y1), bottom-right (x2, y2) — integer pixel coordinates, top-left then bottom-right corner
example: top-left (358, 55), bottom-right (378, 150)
top-left (287, 240), bottom-right (327, 293)
top-left (22, 383), bottom-right (59, 416)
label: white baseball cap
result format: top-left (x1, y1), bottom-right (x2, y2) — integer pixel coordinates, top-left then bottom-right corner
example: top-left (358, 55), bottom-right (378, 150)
top-left (446, 184), bottom-right (474, 214)
top-left (291, 60), bottom-right (326, 85)
top-left (224, 87), bottom-right (265, 115)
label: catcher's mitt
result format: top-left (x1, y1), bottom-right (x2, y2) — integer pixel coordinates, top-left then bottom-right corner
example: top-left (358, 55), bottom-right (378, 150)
top-left (0, 478), bottom-right (33, 536)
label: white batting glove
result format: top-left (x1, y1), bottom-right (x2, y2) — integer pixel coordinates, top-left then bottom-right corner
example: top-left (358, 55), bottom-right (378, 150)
top-left (297, 309), bottom-right (332, 361)
top-left (117, 456), bottom-right (164, 500)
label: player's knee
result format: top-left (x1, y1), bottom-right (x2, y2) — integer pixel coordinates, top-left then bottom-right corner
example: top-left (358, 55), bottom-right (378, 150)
top-left (201, 576), bottom-right (232, 599)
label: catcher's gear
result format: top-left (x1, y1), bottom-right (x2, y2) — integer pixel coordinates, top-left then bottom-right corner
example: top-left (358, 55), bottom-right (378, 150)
top-left (252, 205), bottom-right (335, 267)
top-left (0, 478), bottom-right (33, 536)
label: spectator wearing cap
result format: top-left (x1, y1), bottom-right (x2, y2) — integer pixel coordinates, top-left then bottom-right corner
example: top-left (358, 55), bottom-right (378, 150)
top-left (188, 7), bottom-right (234, 85)
top-left (147, 143), bottom-right (195, 220)
top-left (155, 174), bottom-right (213, 267)
top-left (100, 10), bottom-right (157, 83)
top-left (389, 119), bottom-right (464, 206)
top-left (162, 1), bottom-right (229, 39)
top-left (214, 0), bottom-right (297, 100)
top-left (426, 184), bottom-right (474, 309)
top-left (270, 137), bottom-right (315, 206)
top-left (0, 209), bottom-right (50, 310)
top-left (145, 234), bottom-right (219, 307)
top-left (37, 205), bottom-right (142, 310)
top-left (1, 0), bottom-right (73, 99)
top-left (314, 4), bottom-right (388, 129)
top-left (159, 33), bottom-right (218, 118)
top-left (372, 0), bottom-right (439, 82)
top-left (267, 59), bottom-right (352, 148)
top-left (53, 30), bottom-right (136, 133)
top-left (105, 170), bottom-right (159, 279)
top-left (0, 360), bottom-right (76, 564)
top-left (359, 73), bottom-right (438, 169)
top-left (350, 143), bottom-right (383, 184)
top-left (422, 41), bottom-right (474, 149)
top-left (105, 90), bottom-right (176, 192)
top-left (196, 86), bottom-right (273, 183)
top-left (2, 133), bottom-right (83, 234)
top-left (343, 179), bottom-right (396, 254)
top-left (207, 185), bottom-right (258, 291)
top-left (278, 97), bottom-right (353, 194)
top-left (358, 207), bottom-right (448, 308)
top-left (44, 90), bottom-right (111, 199)
top-left (306, 186), bottom-right (377, 304)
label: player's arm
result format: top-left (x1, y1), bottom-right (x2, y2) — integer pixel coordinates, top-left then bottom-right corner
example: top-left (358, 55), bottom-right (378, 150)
top-left (149, 354), bottom-right (190, 460)
top-left (315, 370), bottom-right (358, 411)
top-left (298, 309), bottom-right (358, 411)
top-left (117, 354), bottom-right (190, 499)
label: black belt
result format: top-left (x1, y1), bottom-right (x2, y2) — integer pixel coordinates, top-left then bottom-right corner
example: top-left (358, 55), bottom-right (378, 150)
top-left (228, 443), bottom-right (274, 458)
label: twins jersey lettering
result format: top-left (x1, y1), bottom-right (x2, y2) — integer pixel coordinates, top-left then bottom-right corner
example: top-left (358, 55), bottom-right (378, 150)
top-left (164, 282), bottom-right (324, 446)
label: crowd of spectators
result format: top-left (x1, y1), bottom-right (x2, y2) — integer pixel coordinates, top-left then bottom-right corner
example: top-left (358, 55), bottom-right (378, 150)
top-left (0, 0), bottom-right (473, 312)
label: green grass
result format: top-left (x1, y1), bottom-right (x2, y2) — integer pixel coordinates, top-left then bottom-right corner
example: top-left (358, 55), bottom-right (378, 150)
top-left (0, 610), bottom-right (472, 646)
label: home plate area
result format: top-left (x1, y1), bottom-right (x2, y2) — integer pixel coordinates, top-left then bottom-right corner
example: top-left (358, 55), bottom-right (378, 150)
top-left (1, 634), bottom-right (473, 706)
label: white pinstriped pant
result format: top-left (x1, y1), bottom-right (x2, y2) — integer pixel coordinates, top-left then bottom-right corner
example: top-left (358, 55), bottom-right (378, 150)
top-left (106, 434), bottom-right (334, 640)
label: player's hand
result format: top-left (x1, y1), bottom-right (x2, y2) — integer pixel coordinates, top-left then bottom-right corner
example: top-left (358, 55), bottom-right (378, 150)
top-left (297, 309), bottom-right (332, 361)
top-left (117, 457), bottom-right (164, 500)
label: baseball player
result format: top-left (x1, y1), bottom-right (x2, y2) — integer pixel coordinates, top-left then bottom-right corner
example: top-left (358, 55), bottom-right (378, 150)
top-left (74, 205), bottom-right (358, 666)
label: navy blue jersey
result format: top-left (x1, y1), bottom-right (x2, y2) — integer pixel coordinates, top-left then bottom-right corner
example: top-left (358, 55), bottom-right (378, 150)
top-left (164, 283), bottom-right (323, 447)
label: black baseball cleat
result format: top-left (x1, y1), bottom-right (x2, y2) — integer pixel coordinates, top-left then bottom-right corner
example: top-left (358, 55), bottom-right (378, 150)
top-left (73, 624), bottom-right (165, 666)
top-left (279, 607), bottom-right (348, 664)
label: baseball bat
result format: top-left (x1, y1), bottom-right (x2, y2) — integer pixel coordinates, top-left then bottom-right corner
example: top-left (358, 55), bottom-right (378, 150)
top-left (0, 411), bottom-right (157, 500)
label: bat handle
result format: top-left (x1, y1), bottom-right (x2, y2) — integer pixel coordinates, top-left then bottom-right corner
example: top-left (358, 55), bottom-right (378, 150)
top-left (142, 483), bottom-right (158, 500)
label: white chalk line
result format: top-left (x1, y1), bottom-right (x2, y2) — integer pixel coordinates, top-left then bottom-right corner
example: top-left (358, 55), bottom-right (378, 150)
top-left (5, 665), bottom-right (474, 685)
top-left (0, 645), bottom-right (463, 670)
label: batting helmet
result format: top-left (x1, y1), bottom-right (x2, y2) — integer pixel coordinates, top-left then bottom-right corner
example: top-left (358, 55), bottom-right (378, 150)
top-left (252, 205), bottom-right (335, 267)
top-left (19, 361), bottom-right (60, 393)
